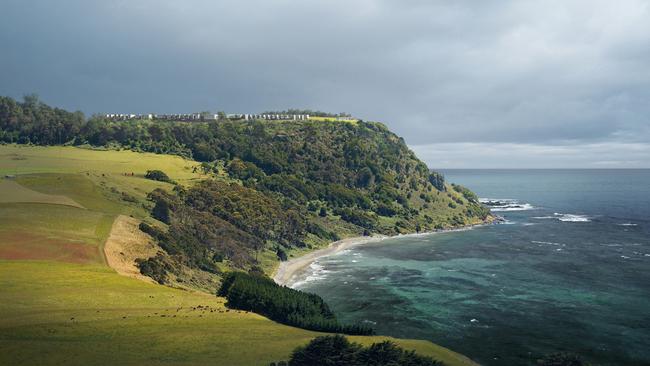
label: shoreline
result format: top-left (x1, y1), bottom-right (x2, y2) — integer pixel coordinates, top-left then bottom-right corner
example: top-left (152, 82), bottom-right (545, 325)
top-left (273, 219), bottom-right (497, 287)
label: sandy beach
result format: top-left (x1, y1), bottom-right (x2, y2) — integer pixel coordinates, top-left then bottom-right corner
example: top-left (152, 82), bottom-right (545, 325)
top-left (273, 235), bottom-right (388, 286)
top-left (273, 218), bottom-right (499, 287)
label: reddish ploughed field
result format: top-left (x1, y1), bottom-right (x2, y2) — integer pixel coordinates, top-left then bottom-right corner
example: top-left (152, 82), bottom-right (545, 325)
top-left (0, 231), bottom-right (101, 264)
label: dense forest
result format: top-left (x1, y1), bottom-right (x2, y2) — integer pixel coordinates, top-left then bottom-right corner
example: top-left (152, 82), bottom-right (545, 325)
top-left (218, 272), bottom-right (373, 335)
top-left (0, 95), bottom-right (491, 286)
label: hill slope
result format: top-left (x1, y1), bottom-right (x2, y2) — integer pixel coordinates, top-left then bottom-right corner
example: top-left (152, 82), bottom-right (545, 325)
top-left (0, 145), bottom-right (478, 366)
top-left (0, 96), bottom-right (492, 287)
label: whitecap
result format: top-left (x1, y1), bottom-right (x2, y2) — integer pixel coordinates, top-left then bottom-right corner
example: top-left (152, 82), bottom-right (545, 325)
top-left (617, 223), bottom-right (637, 227)
top-left (480, 198), bottom-right (535, 212)
top-left (470, 318), bottom-right (479, 323)
top-left (291, 262), bottom-right (331, 288)
top-left (531, 240), bottom-right (565, 247)
top-left (621, 255), bottom-right (630, 259)
top-left (554, 213), bottom-right (591, 222)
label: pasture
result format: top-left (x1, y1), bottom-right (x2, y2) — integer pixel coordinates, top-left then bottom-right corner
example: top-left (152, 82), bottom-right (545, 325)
top-left (0, 145), bottom-right (477, 366)
top-left (0, 261), bottom-right (476, 366)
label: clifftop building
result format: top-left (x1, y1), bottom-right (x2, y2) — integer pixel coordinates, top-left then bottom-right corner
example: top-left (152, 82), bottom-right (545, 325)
top-left (103, 113), bottom-right (340, 122)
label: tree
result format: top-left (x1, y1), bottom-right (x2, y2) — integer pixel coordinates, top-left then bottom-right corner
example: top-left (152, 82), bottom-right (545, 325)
top-left (145, 169), bottom-right (173, 183)
top-left (152, 199), bottom-right (171, 224)
top-left (428, 172), bottom-right (446, 191)
top-left (276, 247), bottom-right (288, 261)
top-left (285, 336), bottom-right (442, 366)
top-left (289, 335), bottom-right (360, 366)
top-left (356, 167), bottom-right (375, 188)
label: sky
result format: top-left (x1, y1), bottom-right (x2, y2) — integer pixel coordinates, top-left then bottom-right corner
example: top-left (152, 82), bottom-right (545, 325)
top-left (1, 0), bottom-right (649, 168)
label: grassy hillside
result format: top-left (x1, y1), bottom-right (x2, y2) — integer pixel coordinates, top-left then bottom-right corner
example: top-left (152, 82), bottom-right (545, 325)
top-left (0, 145), bottom-right (478, 366)
top-left (0, 97), bottom-right (492, 284)
top-left (0, 261), bottom-right (476, 366)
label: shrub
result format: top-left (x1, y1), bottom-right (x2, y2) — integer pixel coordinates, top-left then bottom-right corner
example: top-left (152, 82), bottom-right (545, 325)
top-left (334, 208), bottom-right (377, 229)
top-left (289, 335), bottom-right (360, 366)
top-left (375, 203), bottom-right (397, 217)
top-left (428, 172), bottom-right (446, 191)
top-left (145, 169), bottom-right (174, 184)
top-left (135, 254), bottom-right (173, 284)
top-left (285, 336), bottom-right (442, 366)
top-left (276, 247), bottom-right (288, 261)
top-left (152, 199), bottom-right (171, 224)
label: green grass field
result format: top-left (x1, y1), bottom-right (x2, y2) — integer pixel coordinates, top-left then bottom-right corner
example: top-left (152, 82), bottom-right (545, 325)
top-left (0, 261), bottom-right (476, 366)
top-left (0, 145), bottom-right (478, 366)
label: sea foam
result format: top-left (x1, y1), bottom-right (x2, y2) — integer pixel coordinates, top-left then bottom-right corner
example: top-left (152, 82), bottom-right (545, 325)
top-left (480, 198), bottom-right (535, 212)
top-left (554, 213), bottom-right (591, 222)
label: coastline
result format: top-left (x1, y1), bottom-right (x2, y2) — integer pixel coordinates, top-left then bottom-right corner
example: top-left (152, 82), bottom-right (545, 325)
top-left (274, 218), bottom-right (497, 287)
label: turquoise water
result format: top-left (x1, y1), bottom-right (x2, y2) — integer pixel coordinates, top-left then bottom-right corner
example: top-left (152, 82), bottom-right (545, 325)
top-left (295, 170), bottom-right (650, 365)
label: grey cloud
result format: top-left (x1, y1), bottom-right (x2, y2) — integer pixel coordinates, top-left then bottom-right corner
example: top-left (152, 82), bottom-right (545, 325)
top-left (412, 142), bottom-right (650, 169)
top-left (1, 0), bottom-right (649, 167)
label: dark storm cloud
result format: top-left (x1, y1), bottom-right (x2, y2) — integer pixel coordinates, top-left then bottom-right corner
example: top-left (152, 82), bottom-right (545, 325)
top-left (1, 0), bottom-right (649, 167)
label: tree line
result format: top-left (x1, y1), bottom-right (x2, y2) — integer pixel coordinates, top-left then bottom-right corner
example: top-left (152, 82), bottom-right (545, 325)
top-left (218, 271), bottom-right (374, 336)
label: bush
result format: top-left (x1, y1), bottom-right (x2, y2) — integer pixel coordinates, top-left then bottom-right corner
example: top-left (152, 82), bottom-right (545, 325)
top-left (452, 183), bottom-right (479, 203)
top-left (428, 172), bottom-right (446, 192)
top-left (285, 335), bottom-right (442, 366)
top-left (145, 169), bottom-right (174, 184)
top-left (276, 247), bottom-right (288, 261)
top-left (135, 254), bottom-right (172, 284)
top-left (152, 199), bottom-right (171, 224)
top-left (375, 203), bottom-right (397, 217)
top-left (290, 335), bottom-right (360, 366)
top-left (334, 208), bottom-right (377, 229)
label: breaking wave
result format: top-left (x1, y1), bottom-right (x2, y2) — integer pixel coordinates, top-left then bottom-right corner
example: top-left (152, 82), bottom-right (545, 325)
top-left (554, 213), bottom-right (591, 222)
top-left (530, 213), bottom-right (592, 223)
top-left (291, 262), bottom-right (331, 289)
top-left (480, 198), bottom-right (535, 212)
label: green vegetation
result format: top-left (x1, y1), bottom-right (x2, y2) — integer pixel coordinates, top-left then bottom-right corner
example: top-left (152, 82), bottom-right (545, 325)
top-left (0, 94), bottom-right (492, 301)
top-left (0, 96), bottom-right (489, 235)
top-left (0, 261), bottom-right (475, 366)
top-left (0, 147), bottom-right (479, 366)
top-left (278, 335), bottom-right (442, 366)
top-left (218, 272), bottom-right (373, 335)
top-left (0, 179), bottom-right (83, 207)
top-left (145, 169), bottom-right (175, 184)
top-left (0, 96), bottom-right (491, 365)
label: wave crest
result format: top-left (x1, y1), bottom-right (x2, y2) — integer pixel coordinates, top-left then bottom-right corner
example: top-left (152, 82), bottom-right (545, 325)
top-left (480, 198), bottom-right (535, 212)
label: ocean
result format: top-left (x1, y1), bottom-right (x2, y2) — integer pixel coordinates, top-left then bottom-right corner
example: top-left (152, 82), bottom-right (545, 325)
top-left (294, 170), bottom-right (650, 365)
